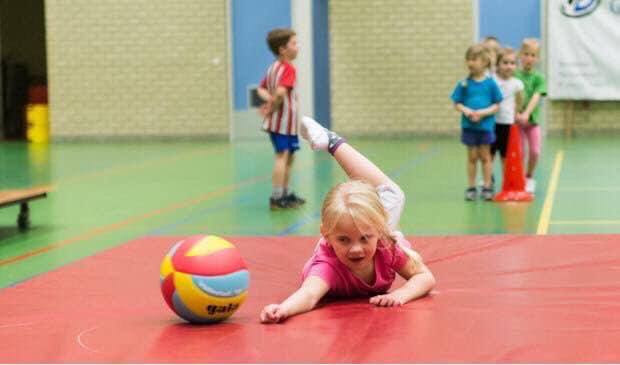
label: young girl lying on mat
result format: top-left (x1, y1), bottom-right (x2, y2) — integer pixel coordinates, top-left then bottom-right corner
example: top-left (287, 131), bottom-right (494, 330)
top-left (260, 117), bottom-right (436, 324)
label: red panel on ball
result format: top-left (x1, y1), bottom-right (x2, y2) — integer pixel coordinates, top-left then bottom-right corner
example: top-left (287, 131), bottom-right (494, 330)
top-left (160, 273), bottom-right (176, 310)
top-left (171, 248), bottom-right (246, 276)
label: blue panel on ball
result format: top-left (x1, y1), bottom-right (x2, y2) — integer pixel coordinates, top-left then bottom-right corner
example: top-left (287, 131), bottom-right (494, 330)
top-left (192, 270), bottom-right (249, 297)
top-left (172, 292), bottom-right (219, 324)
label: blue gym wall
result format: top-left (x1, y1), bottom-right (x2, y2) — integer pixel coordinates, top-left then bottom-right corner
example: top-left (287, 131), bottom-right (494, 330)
top-left (231, 0), bottom-right (291, 111)
top-left (479, 0), bottom-right (541, 48)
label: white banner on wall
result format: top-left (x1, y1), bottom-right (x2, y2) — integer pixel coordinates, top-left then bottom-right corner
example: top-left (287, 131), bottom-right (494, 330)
top-left (548, 0), bottom-right (620, 100)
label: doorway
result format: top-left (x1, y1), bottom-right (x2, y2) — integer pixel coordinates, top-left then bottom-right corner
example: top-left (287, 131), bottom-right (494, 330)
top-left (0, 0), bottom-right (47, 140)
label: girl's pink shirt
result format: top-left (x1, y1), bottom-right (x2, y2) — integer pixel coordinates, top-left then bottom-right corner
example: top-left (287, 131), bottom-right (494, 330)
top-left (301, 236), bottom-right (412, 297)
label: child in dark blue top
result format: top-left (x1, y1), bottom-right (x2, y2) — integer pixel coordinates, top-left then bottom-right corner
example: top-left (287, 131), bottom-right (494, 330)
top-left (451, 44), bottom-right (503, 201)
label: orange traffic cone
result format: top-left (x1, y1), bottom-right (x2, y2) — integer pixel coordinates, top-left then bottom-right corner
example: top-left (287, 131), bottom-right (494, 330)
top-left (494, 124), bottom-right (534, 202)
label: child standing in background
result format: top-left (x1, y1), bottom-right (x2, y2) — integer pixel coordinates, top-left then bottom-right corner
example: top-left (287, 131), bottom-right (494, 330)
top-left (482, 36), bottom-right (500, 75)
top-left (257, 28), bottom-right (306, 210)
top-left (451, 44), bottom-right (503, 201)
top-left (260, 116), bottom-right (435, 324)
top-left (491, 48), bottom-right (524, 173)
top-left (482, 36), bottom-right (501, 188)
top-left (515, 39), bottom-right (547, 194)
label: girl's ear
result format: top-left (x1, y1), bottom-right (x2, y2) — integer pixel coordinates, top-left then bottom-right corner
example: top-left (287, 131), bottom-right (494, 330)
top-left (320, 224), bottom-right (332, 247)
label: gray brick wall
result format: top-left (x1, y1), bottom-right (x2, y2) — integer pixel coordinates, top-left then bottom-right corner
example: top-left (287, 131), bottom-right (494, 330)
top-left (548, 100), bottom-right (620, 135)
top-left (45, 0), bottom-right (229, 139)
top-left (329, 0), bottom-right (473, 135)
top-left (44, 1), bottom-right (619, 139)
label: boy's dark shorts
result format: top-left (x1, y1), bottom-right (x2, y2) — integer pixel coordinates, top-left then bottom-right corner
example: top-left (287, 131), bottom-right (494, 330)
top-left (269, 132), bottom-right (300, 153)
top-left (461, 129), bottom-right (495, 146)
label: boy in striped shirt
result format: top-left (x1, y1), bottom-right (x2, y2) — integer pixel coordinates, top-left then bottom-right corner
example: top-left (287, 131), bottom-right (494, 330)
top-left (257, 28), bottom-right (305, 210)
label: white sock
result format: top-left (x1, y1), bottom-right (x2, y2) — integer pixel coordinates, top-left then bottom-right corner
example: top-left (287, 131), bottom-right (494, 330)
top-left (271, 186), bottom-right (284, 199)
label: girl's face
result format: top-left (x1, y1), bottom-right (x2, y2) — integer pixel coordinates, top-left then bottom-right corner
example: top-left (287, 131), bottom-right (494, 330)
top-left (466, 56), bottom-right (486, 77)
top-left (497, 53), bottom-right (517, 79)
top-left (520, 48), bottom-right (538, 71)
top-left (322, 213), bottom-right (380, 273)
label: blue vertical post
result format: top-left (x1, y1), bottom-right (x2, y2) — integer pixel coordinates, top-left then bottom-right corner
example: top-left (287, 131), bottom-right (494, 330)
top-left (312, 0), bottom-right (331, 128)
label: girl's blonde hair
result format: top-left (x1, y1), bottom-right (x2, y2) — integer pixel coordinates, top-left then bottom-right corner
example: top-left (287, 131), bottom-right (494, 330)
top-left (321, 180), bottom-right (394, 243)
top-left (496, 47), bottom-right (517, 67)
top-left (520, 38), bottom-right (540, 54)
top-left (321, 180), bottom-right (424, 268)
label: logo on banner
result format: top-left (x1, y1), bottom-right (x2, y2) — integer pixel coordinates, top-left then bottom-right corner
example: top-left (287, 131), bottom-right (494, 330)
top-left (560, 0), bottom-right (600, 17)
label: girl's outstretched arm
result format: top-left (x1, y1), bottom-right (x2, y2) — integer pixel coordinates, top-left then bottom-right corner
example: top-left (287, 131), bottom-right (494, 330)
top-left (370, 255), bottom-right (435, 307)
top-left (260, 276), bottom-right (329, 324)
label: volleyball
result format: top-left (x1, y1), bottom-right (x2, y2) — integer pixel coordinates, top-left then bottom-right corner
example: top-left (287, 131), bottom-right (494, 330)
top-left (160, 235), bottom-right (249, 323)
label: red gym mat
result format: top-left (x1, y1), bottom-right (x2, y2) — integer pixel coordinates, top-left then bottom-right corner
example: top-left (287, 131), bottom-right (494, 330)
top-left (1, 234), bottom-right (619, 363)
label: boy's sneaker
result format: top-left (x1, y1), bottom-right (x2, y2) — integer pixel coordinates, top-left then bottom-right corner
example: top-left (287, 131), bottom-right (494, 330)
top-left (464, 187), bottom-right (477, 201)
top-left (525, 178), bottom-right (536, 193)
top-left (270, 196), bottom-right (293, 210)
top-left (300, 116), bottom-right (329, 150)
top-left (481, 187), bottom-right (494, 201)
top-left (286, 192), bottom-right (306, 207)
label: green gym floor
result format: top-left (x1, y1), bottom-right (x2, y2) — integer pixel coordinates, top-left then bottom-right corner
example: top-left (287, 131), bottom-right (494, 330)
top-left (0, 135), bottom-right (618, 288)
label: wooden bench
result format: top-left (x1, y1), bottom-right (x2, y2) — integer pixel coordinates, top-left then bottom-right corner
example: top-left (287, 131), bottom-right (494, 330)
top-left (0, 186), bottom-right (51, 230)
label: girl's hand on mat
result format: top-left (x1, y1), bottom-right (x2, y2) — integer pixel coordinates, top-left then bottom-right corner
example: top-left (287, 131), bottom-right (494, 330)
top-left (369, 294), bottom-right (403, 307)
top-left (260, 304), bottom-right (288, 323)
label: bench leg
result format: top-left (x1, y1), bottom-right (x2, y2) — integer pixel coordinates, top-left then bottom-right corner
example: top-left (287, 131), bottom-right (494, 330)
top-left (18, 203), bottom-right (30, 230)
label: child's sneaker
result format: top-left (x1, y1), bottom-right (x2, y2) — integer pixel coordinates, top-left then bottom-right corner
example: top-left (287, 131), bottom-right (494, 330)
top-left (525, 178), bottom-right (536, 193)
top-left (300, 116), bottom-right (329, 150)
top-left (286, 192), bottom-right (306, 207)
top-left (481, 187), bottom-right (494, 201)
top-left (300, 116), bottom-right (346, 154)
top-left (479, 175), bottom-right (495, 190)
top-left (464, 187), bottom-right (477, 201)
top-left (270, 196), bottom-right (293, 210)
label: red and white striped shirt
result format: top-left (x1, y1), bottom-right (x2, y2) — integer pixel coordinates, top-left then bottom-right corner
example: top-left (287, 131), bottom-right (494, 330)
top-left (260, 60), bottom-right (298, 136)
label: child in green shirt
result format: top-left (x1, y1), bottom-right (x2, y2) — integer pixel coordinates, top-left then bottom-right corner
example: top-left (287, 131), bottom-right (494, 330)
top-left (515, 38), bottom-right (546, 194)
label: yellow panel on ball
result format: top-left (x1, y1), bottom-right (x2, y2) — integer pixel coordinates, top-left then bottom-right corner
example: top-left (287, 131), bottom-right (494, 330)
top-left (160, 255), bottom-right (174, 278)
top-left (186, 235), bottom-right (235, 257)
